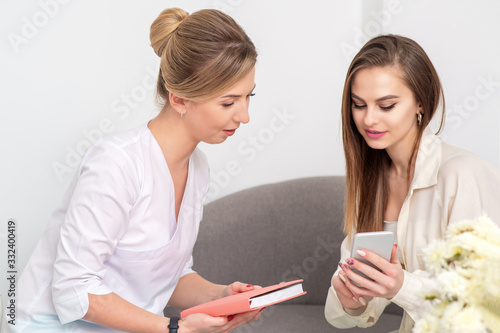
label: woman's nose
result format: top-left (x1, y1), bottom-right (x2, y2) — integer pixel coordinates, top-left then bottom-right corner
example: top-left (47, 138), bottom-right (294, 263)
top-left (364, 107), bottom-right (378, 126)
top-left (234, 103), bottom-right (250, 124)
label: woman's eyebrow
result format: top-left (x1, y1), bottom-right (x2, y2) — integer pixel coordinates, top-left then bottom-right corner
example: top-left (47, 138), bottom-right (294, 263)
top-left (376, 95), bottom-right (399, 102)
top-left (351, 93), bottom-right (399, 102)
top-left (220, 84), bottom-right (256, 99)
top-left (351, 93), bottom-right (365, 102)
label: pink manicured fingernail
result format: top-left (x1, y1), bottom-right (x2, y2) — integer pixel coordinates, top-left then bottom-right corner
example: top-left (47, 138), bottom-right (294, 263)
top-left (346, 258), bottom-right (354, 265)
top-left (339, 274), bottom-right (347, 283)
top-left (340, 264), bottom-right (347, 272)
top-left (359, 297), bottom-right (367, 306)
top-left (352, 297), bottom-right (359, 303)
top-left (357, 250), bottom-right (367, 257)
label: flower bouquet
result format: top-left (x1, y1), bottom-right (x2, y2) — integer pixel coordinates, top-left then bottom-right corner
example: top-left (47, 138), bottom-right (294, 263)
top-left (413, 215), bottom-right (500, 333)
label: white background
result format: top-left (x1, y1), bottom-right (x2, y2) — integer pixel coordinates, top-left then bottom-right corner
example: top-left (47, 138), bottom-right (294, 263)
top-left (1, 0), bottom-right (499, 305)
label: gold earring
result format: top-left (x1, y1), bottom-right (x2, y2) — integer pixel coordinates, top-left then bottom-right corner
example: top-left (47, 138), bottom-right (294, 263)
top-left (417, 113), bottom-right (423, 126)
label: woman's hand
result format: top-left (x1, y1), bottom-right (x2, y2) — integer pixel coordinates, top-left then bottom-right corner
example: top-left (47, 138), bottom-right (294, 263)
top-left (221, 281), bottom-right (259, 297)
top-left (222, 282), bottom-right (263, 329)
top-left (341, 244), bottom-right (404, 301)
top-left (179, 281), bottom-right (263, 332)
top-left (332, 270), bottom-right (372, 311)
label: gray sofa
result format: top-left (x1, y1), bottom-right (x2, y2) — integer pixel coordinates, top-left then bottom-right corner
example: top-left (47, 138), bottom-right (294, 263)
top-left (165, 176), bottom-right (403, 332)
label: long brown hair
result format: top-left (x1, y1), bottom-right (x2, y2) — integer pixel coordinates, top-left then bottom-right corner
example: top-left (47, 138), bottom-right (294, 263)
top-left (342, 34), bottom-right (445, 237)
top-left (150, 8), bottom-right (257, 105)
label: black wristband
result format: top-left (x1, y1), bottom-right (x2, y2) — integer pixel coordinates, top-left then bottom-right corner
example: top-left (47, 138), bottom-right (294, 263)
top-left (168, 316), bottom-right (180, 333)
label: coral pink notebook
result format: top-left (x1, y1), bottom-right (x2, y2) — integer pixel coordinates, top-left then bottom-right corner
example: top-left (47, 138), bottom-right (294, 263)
top-left (180, 279), bottom-right (306, 318)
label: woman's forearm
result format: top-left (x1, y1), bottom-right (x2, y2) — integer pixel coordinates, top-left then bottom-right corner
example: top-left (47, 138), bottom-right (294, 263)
top-left (83, 292), bottom-right (170, 333)
top-left (168, 273), bottom-right (226, 309)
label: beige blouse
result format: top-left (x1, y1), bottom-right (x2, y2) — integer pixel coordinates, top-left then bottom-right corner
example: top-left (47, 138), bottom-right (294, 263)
top-left (325, 127), bottom-right (500, 332)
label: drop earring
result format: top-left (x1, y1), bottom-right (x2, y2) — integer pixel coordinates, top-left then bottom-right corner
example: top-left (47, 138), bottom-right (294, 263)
top-left (417, 112), bottom-right (423, 126)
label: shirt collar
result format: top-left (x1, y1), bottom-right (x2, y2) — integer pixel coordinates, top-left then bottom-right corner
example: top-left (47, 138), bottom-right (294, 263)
top-left (410, 126), bottom-right (442, 190)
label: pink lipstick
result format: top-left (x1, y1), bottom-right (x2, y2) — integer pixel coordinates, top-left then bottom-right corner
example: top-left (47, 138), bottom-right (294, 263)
top-left (365, 129), bottom-right (387, 139)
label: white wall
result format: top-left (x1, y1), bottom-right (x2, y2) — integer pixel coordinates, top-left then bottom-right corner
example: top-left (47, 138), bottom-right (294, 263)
top-left (1, 0), bottom-right (499, 305)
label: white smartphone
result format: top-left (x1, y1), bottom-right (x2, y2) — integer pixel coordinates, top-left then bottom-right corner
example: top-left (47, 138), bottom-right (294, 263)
top-left (349, 231), bottom-right (395, 285)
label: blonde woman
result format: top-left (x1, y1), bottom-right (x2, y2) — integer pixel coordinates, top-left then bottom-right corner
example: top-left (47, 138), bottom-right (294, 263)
top-left (324, 35), bottom-right (500, 332)
top-left (10, 8), bottom-right (260, 333)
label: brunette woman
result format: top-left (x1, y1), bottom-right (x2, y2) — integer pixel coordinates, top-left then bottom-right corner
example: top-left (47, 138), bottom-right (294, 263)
top-left (325, 34), bottom-right (500, 332)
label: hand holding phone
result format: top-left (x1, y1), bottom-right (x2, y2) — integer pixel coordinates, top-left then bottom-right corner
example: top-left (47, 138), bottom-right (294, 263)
top-left (349, 231), bottom-right (394, 285)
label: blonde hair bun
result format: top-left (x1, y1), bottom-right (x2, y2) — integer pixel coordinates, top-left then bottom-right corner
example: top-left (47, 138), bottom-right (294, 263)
top-left (149, 8), bottom-right (257, 105)
top-left (150, 7), bottom-right (189, 57)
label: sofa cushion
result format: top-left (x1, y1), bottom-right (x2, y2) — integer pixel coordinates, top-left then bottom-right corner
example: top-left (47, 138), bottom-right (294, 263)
top-left (229, 304), bottom-right (402, 333)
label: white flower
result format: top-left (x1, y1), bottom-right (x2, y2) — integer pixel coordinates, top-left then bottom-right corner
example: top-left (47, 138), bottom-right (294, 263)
top-left (436, 271), bottom-right (469, 301)
top-left (447, 215), bottom-right (500, 246)
top-left (424, 240), bottom-right (448, 275)
top-left (415, 216), bottom-right (500, 333)
top-left (479, 305), bottom-right (500, 332)
top-left (440, 304), bottom-right (488, 333)
top-left (438, 301), bottom-right (463, 332)
top-left (413, 312), bottom-right (440, 333)
top-left (483, 259), bottom-right (500, 304)
top-left (446, 218), bottom-right (475, 237)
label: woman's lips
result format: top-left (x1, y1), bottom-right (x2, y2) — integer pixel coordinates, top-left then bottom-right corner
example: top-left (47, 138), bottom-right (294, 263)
top-left (365, 129), bottom-right (387, 139)
top-left (223, 129), bottom-right (236, 136)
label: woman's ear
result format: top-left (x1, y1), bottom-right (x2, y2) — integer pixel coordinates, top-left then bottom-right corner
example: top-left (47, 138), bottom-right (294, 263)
top-left (169, 92), bottom-right (187, 117)
top-left (417, 101), bottom-right (423, 111)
